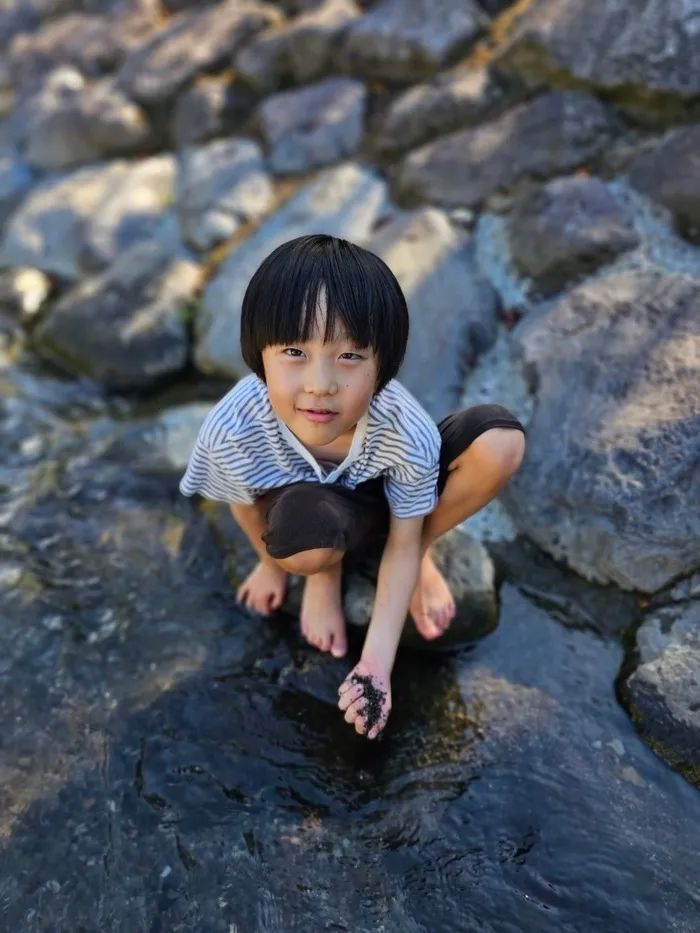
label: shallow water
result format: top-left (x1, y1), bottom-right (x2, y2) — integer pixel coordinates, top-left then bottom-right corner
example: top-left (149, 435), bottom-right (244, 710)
top-left (0, 350), bottom-right (699, 933)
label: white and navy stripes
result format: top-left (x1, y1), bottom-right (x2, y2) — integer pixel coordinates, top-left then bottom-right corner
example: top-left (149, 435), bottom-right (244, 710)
top-left (179, 374), bottom-right (441, 519)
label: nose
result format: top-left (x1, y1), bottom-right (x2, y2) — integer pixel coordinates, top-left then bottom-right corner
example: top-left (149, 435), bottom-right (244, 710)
top-left (305, 358), bottom-right (338, 397)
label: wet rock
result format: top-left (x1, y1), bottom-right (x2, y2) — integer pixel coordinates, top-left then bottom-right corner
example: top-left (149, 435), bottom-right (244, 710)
top-left (79, 154), bottom-right (177, 272)
top-left (0, 159), bottom-right (129, 280)
top-left (196, 162), bottom-right (388, 377)
top-left (368, 207), bottom-right (499, 421)
top-left (176, 138), bottom-right (274, 252)
top-left (503, 265), bottom-right (700, 593)
top-left (368, 65), bottom-right (518, 162)
top-left (340, 0), bottom-right (488, 82)
top-left (393, 91), bottom-right (616, 209)
top-left (170, 77), bottom-right (257, 149)
top-left (235, 0), bottom-right (361, 92)
top-left (494, 0), bottom-right (700, 113)
top-left (32, 240), bottom-right (201, 390)
top-left (24, 69), bottom-right (150, 171)
top-left (628, 126), bottom-right (700, 240)
top-left (259, 77), bottom-right (367, 175)
top-left (117, 0), bottom-right (282, 105)
top-left (0, 145), bottom-right (34, 225)
top-left (508, 176), bottom-right (639, 296)
top-left (624, 599), bottom-right (700, 773)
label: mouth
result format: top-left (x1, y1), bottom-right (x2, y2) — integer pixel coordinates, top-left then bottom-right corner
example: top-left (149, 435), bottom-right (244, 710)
top-left (299, 408), bottom-right (338, 424)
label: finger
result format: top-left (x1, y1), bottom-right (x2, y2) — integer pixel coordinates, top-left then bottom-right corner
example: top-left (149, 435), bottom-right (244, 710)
top-left (338, 683), bottom-right (363, 711)
top-left (338, 678), bottom-right (357, 697)
top-left (344, 697), bottom-right (366, 725)
top-left (270, 589), bottom-right (284, 611)
top-left (355, 715), bottom-right (367, 735)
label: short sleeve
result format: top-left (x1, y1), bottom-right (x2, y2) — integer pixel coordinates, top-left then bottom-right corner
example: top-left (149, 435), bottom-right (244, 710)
top-left (383, 458), bottom-right (439, 519)
top-left (179, 435), bottom-right (256, 505)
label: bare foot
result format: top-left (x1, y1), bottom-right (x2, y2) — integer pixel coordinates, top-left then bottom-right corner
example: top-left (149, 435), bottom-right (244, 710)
top-left (300, 562), bottom-right (347, 658)
top-left (409, 552), bottom-right (456, 640)
top-left (237, 561), bottom-right (288, 616)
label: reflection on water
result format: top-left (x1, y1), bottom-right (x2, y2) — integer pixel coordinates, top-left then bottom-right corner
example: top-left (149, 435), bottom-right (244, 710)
top-left (0, 349), bottom-right (699, 932)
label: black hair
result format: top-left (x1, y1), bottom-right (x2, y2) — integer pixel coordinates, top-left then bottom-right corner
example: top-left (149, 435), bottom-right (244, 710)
top-left (240, 234), bottom-right (409, 393)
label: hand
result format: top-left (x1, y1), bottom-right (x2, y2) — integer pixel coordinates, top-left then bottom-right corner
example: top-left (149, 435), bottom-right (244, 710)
top-left (338, 657), bottom-right (391, 740)
top-left (237, 561), bottom-right (288, 616)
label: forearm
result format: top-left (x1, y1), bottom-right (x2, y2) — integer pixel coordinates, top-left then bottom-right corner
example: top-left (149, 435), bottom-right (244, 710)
top-left (230, 501), bottom-right (276, 566)
top-left (361, 537), bottom-right (421, 672)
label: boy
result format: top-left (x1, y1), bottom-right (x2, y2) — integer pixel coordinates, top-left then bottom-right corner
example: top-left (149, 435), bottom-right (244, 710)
top-left (180, 234), bottom-right (525, 739)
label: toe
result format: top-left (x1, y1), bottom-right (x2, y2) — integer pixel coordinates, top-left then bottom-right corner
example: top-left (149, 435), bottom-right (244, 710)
top-left (330, 632), bottom-right (347, 658)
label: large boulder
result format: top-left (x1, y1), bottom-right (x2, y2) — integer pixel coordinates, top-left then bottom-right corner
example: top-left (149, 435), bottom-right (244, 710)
top-left (624, 598), bottom-right (700, 774)
top-left (494, 0), bottom-right (700, 113)
top-left (175, 138), bottom-right (274, 252)
top-left (258, 77), bottom-right (367, 175)
top-left (24, 69), bottom-right (150, 171)
top-left (170, 77), bottom-right (257, 149)
top-left (392, 91), bottom-right (616, 209)
top-left (340, 0), bottom-right (487, 82)
top-left (507, 175), bottom-right (639, 296)
top-left (503, 265), bottom-right (700, 593)
top-left (628, 125), bottom-right (700, 240)
top-left (367, 207), bottom-right (499, 421)
top-left (368, 65), bottom-right (519, 162)
top-left (195, 162), bottom-right (388, 377)
top-left (31, 240), bottom-right (201, 390)
top-left (235, 0), bottom-right (361, 92)
top-left (117, 0), bottom-right (282, 105)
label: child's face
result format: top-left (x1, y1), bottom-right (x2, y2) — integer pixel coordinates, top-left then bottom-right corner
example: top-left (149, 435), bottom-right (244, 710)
top-left (261, 303), bottom-right (379, 449)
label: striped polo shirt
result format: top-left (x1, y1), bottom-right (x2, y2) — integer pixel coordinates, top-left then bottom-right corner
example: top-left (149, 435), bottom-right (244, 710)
top-left (179, 374), bottom-right (441, 519)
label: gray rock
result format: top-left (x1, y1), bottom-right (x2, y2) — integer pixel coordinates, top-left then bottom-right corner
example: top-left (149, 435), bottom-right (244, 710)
top-left (176, 138), bottom-right (274, 252)
top-left (0, 145), bottom-right (34, 225)
top-left (25, 70), bottom-right (150, 171)
top-left (628, 126), bottom-right (700, 240)
top-left (117, 0), bottom-right (282, 105)
top-left (79, 154), bottom-right (177, 272)
top-left (235, 0), bottom-right (360, 92)
top-left (0, 160), bottom-right (129, 280)
top-left (152, 402), bottom-right (212, 471)
top-left (259, 77), bottom-right (367, 175)
top-left (170, 77), bottom-right (256, 149)
top-left (195, 162), bottom-right (388, 377)
top-left (494, 0), bottom-right (700, 110)
top-left (368, 207), bottom-right (499, 421)
top-left (625, 599), bottom-right (700, 771)
top-left (508, 176), bottom-right (639, 295)
top-left (32, 240), bottom-right (201, 390)
top-left (368, 65), bottom-right (518, 162)
top-left (503, 265), bottom-right (700, 593)
top-left (340, 0), bottom-right (488, 82)
top-left (393, 90), bottom-right (616, 209)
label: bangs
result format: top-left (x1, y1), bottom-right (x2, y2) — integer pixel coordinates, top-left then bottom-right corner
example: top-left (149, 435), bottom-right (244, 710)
top-left (240, 234), bottom-right (409, 392)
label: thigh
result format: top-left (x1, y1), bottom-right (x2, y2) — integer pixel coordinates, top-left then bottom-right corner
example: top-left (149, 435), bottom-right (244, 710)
top-left (258, 480), bottom-right (390, 560)
top-left (437, 404), bottom-right (525, 493)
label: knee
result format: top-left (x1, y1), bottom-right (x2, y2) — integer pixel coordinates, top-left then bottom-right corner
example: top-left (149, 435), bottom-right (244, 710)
top-left (276, 547), bottom-right (341, 576)
top-left (453, 427), bottom-right (526, 480)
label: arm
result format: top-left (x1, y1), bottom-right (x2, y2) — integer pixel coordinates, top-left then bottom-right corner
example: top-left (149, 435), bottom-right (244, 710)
top-left (337, 513), bottom-right (424, 739)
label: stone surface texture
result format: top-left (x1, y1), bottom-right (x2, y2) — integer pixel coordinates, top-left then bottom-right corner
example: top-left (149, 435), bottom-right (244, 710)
top-left (393, 91), bottom-right (616, 209)
top-left (170, 77), bottom-right (256, 149)
top-left (508, 175), bottom-right (639, 295)
top-left (175, 138), bottom-right (274, 251)
top-left (340, 0), bottom-right (488, 81)
top-left (196, 162), bottom-right (388, 376)
top-left (503, 265), bottom-right (700, 593)
top-left (259, 77), bottom-right (367, 175)
top-left (32, 240), bottom-right (201, 389)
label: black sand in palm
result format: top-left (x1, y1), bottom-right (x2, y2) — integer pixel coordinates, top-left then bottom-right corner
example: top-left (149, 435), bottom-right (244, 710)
top-left (351, 673), bottom-right (386, 733)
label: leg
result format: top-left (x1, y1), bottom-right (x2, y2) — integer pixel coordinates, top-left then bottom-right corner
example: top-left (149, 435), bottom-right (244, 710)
top-left (410, 419), bottom-right (526, 640)
top-left (277, 547), bottom-right (348, 657)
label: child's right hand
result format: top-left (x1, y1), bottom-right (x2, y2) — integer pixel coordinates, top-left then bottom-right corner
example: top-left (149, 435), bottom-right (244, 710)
top-left (237, 561), bottom-right (288, 616)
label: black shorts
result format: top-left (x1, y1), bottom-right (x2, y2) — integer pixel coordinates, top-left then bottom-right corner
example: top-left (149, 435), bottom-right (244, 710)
top-left (259, 404), bottom-right (524, 560)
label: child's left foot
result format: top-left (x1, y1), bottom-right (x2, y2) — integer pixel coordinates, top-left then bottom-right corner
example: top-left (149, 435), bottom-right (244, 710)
top-left (300, 562), bottom-right (348, 657)
top-left (409, 552), bottom-right (456, 640)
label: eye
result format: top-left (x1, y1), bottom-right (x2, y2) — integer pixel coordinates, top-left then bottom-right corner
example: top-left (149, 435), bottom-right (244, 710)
top-left (282, 347), bottom-right (304, 358)
top-left (340, 352), bottom-right (363, 361)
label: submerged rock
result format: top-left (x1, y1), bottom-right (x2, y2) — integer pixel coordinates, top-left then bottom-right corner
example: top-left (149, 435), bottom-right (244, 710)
top-left (503, 265), bottom-right (700, 593)
top-left (196, 162), bottom-right (388, 378)
top-left (393, 91), bottom-right (616, 209)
